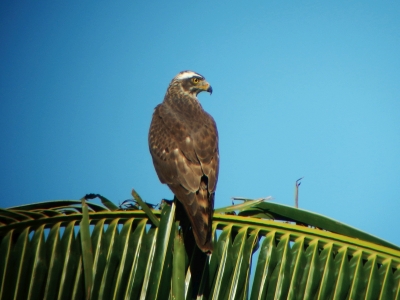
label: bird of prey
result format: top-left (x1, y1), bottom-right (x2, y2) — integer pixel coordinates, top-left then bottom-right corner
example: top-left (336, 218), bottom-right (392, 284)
top-left (148, 70), bottom-right (219, 253)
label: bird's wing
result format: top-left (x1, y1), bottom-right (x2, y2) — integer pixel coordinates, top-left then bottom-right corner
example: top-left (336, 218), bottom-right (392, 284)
top-left (149, 103), bottom-right (219, 252)
top-left (190, 111), bottom-right (219, 193)
top-left (149, 104), bottom-right (203, 192)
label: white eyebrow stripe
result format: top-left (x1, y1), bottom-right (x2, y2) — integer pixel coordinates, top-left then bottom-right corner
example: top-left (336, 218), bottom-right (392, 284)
top-left (174, 71), bottom-right (204, 80)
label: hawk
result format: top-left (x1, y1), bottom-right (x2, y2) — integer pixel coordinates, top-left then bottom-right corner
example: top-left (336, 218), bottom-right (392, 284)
top-left (148, 71), bottom-right (219, 253)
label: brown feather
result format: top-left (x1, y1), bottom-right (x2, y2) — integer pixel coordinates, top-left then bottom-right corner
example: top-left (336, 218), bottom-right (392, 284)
top-left (148, 71), bottom-right (219, 253)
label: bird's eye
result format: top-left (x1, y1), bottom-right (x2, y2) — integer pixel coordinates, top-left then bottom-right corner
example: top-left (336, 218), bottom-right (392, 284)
top-left (191, 77), bottom-right (199, 84)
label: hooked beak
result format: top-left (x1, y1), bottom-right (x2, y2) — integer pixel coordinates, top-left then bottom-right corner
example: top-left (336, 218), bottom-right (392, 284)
top-left (199, 80), bottom-right (212, 95)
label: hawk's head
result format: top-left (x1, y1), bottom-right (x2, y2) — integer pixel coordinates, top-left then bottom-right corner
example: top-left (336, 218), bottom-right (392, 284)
top-left (169, 70), bottom-right (213, 97)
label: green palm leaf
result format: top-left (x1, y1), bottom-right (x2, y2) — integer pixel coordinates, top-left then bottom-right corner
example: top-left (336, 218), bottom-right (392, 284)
top-left (1, 195), bottom-right (399, 299)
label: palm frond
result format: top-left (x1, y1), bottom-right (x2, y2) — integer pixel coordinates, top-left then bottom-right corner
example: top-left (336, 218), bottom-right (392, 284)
top-left (1, 196), bottom-right (399, 299)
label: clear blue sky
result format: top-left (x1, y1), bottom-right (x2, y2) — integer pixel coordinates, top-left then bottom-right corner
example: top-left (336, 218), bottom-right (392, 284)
top-left (1, 2), bottom-right (399, 246)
